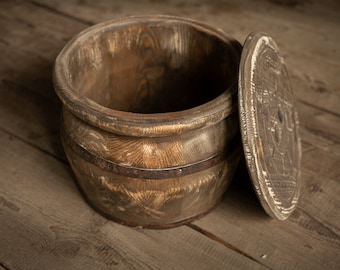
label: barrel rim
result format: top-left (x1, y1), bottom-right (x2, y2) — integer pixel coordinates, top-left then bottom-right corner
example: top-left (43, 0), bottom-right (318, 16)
top-left (53, 15), bottom-right (241, 137)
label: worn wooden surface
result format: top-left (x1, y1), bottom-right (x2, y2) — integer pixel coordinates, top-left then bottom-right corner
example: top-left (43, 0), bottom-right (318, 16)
top-left (54, 15), bottom-right (242, 228)
top-left (0, 0), bottom-right (339, 269)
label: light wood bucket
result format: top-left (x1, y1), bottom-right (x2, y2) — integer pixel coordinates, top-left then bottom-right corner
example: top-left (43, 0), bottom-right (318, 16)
top-left (54, 15), bottom-right (242, 228)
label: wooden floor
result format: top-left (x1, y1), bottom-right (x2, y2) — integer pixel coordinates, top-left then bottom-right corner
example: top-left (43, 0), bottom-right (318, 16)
top-left (0, 0), bottom-right (339, 269)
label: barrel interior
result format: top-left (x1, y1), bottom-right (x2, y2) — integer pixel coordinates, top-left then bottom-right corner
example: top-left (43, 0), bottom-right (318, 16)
top-left (67, 20), bottom-right (239, 113)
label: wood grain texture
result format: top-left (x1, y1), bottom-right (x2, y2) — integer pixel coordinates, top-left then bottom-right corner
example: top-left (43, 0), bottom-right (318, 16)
top-left (0, 0), bottom-right (339, 269)
top-left (238, 32), bottom-right (301, 220)
top-left (193, 164), bottom-right (340, 270)
top-left (52, 15), bottom-right (243, 227)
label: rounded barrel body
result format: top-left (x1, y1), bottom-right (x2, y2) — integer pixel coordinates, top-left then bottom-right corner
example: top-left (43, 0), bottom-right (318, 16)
top-left (54, 15), bottom-right (242, 228)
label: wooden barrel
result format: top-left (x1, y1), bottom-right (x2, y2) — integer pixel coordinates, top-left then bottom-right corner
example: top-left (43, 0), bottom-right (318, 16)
top-left (53, 15), bottom-right (242, 228)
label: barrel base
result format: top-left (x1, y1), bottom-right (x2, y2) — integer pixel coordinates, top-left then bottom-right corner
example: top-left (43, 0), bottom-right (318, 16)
top-left (75, 178), bottom-right (221, 229)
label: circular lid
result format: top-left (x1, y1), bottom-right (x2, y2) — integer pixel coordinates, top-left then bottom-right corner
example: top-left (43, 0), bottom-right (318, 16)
top-left (238, 32), bottom-right (301, 220)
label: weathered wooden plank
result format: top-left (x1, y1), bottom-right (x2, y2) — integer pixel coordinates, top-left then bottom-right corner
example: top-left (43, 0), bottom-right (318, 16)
top-left (291, 74), bottom-right (340, 117)
top-left (30, 0), bottom-right (340, 65)
top-left (0, 0), bottom-right (87, 96)
top-left (0, 0), bottom-right (88, 42)
top-left (0, 16), bottom-right (66, 159)
top-left (0, 15), bottom-right (64, 61)
top-left (192, 164), bottom-right (340, 270)
top-left (298, 138), bottom-right (340, 226)
top-left (0, 75), bottom-right (65, 160)
top-left (300, 130), bottom-right (340, 159)
top-left (0, 129), bottom-right (267, 270)
top-left (0, 41), bottom-right (55, 101)
top-left (26, 0), bottom-right (340, 61)
top-left (297, 102), bottom-right (340, 144)
top-left (297, 168), bottom-right (340, 231)
top-left (29, 0), bottom-right (340, 30)
top-left (302, 146), bottom-right (340, 181)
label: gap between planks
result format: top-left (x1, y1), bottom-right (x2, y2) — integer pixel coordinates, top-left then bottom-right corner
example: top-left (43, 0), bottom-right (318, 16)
top-left (0, 125), bottom-right (67, 165)
top-left (27, 0), bottom-right (94, 26)
top-left (0, 263), bottom-right (8, 270)
top-left (187, 223), bottom-right (272, 269)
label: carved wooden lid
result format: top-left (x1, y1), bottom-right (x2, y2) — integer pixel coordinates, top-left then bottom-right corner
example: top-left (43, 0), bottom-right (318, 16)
top-left (238, 32), bottom-right (301, 220)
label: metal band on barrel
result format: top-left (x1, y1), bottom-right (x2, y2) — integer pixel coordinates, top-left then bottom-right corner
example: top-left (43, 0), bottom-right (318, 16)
top-left (61, 124), bottom-right (240, 180)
